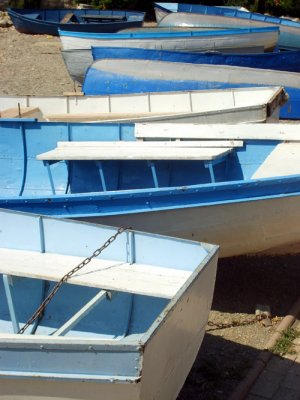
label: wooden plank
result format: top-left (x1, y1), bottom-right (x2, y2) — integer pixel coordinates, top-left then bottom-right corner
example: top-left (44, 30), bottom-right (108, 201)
top-left (44, 113), bottom-right (175, 122)
top-left (0, 248), bottom-right (191, 299)
top-left (60, 12), bottom-right (75, 23)
top-left (0, 107), bottom-right (41, 119)
top-left (37, 146), bottom-right (233, 161)
top-left (57, 140), bottom-right (243, 148)
top-left (135, 123), bottom-right (300, 141)
top-left (62, 92), bottom-right (84, 97)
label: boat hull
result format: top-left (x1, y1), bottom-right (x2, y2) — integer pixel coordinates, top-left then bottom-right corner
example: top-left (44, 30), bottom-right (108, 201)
top-left (1, 120), bottom-right (300, 258)
top-left (0, 253), bottom-right (217, 400)
top-left (157, 3), bottom-right (300, 50)
top-left (82, 59), bottom-right (300, 119)
top-left (81, 194), bottom-right (300, 258)
top-left (0, 209), bottom-right (218, 400)
top-left (7, 8), bottom-right (145, 35)
top-left (61, 49), bottom-right (92, 84)
top-left (64, 43), bottom-right (294, 84)
top-left (59, 27), bottom-right (279, 53)
top-left (2, 180), bottom-right (300, 258)
top-left (92, 46), bottom-right (300, 73)
top-left (0, 86), bottom-right (286, 123)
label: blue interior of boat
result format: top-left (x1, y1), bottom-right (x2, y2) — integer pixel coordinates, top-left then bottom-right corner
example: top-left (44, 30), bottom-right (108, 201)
top-left (0, 277), bottom-right (169, 338)
top-left (0, 120), bottom-right (280, 198)
top-left (0, 209), bottom-right (208, 338)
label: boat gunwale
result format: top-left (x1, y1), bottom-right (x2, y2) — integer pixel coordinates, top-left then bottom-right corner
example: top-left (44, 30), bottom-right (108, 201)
top-left (2, 173), bottom-right (300, 218)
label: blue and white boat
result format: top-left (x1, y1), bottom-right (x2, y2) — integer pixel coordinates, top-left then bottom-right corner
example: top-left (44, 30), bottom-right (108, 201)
top-left (82, 58), bottom-right (300, 119)
top-left (92, 46), bottom-right (300, 73)
top-left (156, 2), bottom-right (300, 50)
top-left (59, 26), bottom-right (279, 53)
top-left (1, 119), bottom-right (300, 257)
top-left (0, 86), bottom-right (287, 123)
top-left (7, 8), bottom-right (146, 36)
top-left (154, 3), bottom-right (249, 22)
top-left (0, 208), bottom-right (218, 399)
top-left (59, 27), bottom-right (279, 84)
top-left (63, 36), bottom-right (285, 84)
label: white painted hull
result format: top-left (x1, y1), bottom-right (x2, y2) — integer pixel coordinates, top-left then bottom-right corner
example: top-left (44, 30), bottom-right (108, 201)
top-left (83, 195), bottom-right (300, 258)
top-left (59, 29), bottom-right (278, 52)
top-left (0, 86), bottom-right (286, 123)
top-left (0, 251), bottom-right (218, 400)
top-left (158, 12), bottom-right (300, 50)
top-left (61, 49), bottom-right (92, 84)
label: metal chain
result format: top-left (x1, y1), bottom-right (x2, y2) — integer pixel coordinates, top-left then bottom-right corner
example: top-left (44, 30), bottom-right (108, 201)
top-left (206, 318), bottom-right (257, 331)
top-left (18, 226), bottom-right (129, 334)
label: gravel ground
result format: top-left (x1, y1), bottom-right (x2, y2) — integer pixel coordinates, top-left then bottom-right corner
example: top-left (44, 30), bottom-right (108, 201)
top-left (0, 26), bottom-right (80, 95)
top-left (1, 25), bottom-right (300, 400)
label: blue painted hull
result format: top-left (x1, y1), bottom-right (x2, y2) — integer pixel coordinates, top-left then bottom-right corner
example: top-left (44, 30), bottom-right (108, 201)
top-left (59, 25), bottom-right (279, 40)
top-left (83, 59), bottom-right (300, 119)
top-left (92, 47), bottom-right (300, 73)
top-left (3, 176), bottom-right (300, 218)
top-left (156, 3), bottom-right (300, 50)
top-left (1, 119), bottom-right (300, 258)
top-left (7, 8), bottom-right (145, 35)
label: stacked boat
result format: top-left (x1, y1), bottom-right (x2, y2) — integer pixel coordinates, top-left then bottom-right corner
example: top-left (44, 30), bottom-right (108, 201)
top-left (155, 2), bottom-right (300, 50)
top-left (55, 6), bottom-right (300, 119)
top-left (59, 25), bottom-right (280, 83)
top-left (2, 2), bottom-right (300, 399)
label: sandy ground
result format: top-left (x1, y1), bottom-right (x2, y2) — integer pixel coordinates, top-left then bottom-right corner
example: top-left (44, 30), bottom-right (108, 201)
top-left (0, 26), bottom-right (80, 95)
top-left (1, 25), bottom-right (300, 400)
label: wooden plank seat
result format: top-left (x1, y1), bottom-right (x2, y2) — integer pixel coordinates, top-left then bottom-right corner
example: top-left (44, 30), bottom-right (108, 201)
top-left (0, 248), bottom-right (190, 299)
top-left (135, 123), bottom-right (300, 141)
top-left (37, 141), bottom-right (233, 192)
top-left (55, 140), bottom-right (243, 148)
top-left (37, 143), bottom-right (233, 161)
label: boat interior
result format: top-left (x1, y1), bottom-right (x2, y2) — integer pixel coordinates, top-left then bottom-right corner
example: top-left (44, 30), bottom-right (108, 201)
top-left (0, 120), bottom-right (293, 199)
top-left (0, 276), bottom-right (170, 339)
top-left (0, 210), bottom-right (208, 339)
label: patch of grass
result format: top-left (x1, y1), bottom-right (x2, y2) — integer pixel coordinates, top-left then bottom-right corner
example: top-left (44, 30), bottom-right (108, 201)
top-left (271, 327), bottom-right (300, 356)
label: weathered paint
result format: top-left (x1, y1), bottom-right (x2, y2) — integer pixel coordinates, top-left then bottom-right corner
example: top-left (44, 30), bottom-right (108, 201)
top-left (1, 120), bottom-right (300, 256)
top-left (7, 8), bottom-right (145, 35)
top-left (0, 86), bottom-right (287, 123)
top-left (156, 2), bottom-right (300, 50)
top-left (0, 209), bottom-right (218, 399)
top-left (82, 59), bottom-right (300, 119)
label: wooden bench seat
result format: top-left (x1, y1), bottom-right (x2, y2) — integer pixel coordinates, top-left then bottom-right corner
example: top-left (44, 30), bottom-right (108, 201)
top-left (56, 140), bottom-right (243, 148)
top-left (37, 143), bottom-right (233, 161)
top-left (135, 123), bottom-right (300, 141)
top-left (0, 248), bottom-right (190, 299)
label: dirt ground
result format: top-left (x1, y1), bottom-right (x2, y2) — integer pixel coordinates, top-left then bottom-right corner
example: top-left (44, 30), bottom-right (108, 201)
top-left (1, 25), bottom-right (300, 400)
top-left (0, 26), bottom-right (80, 95)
